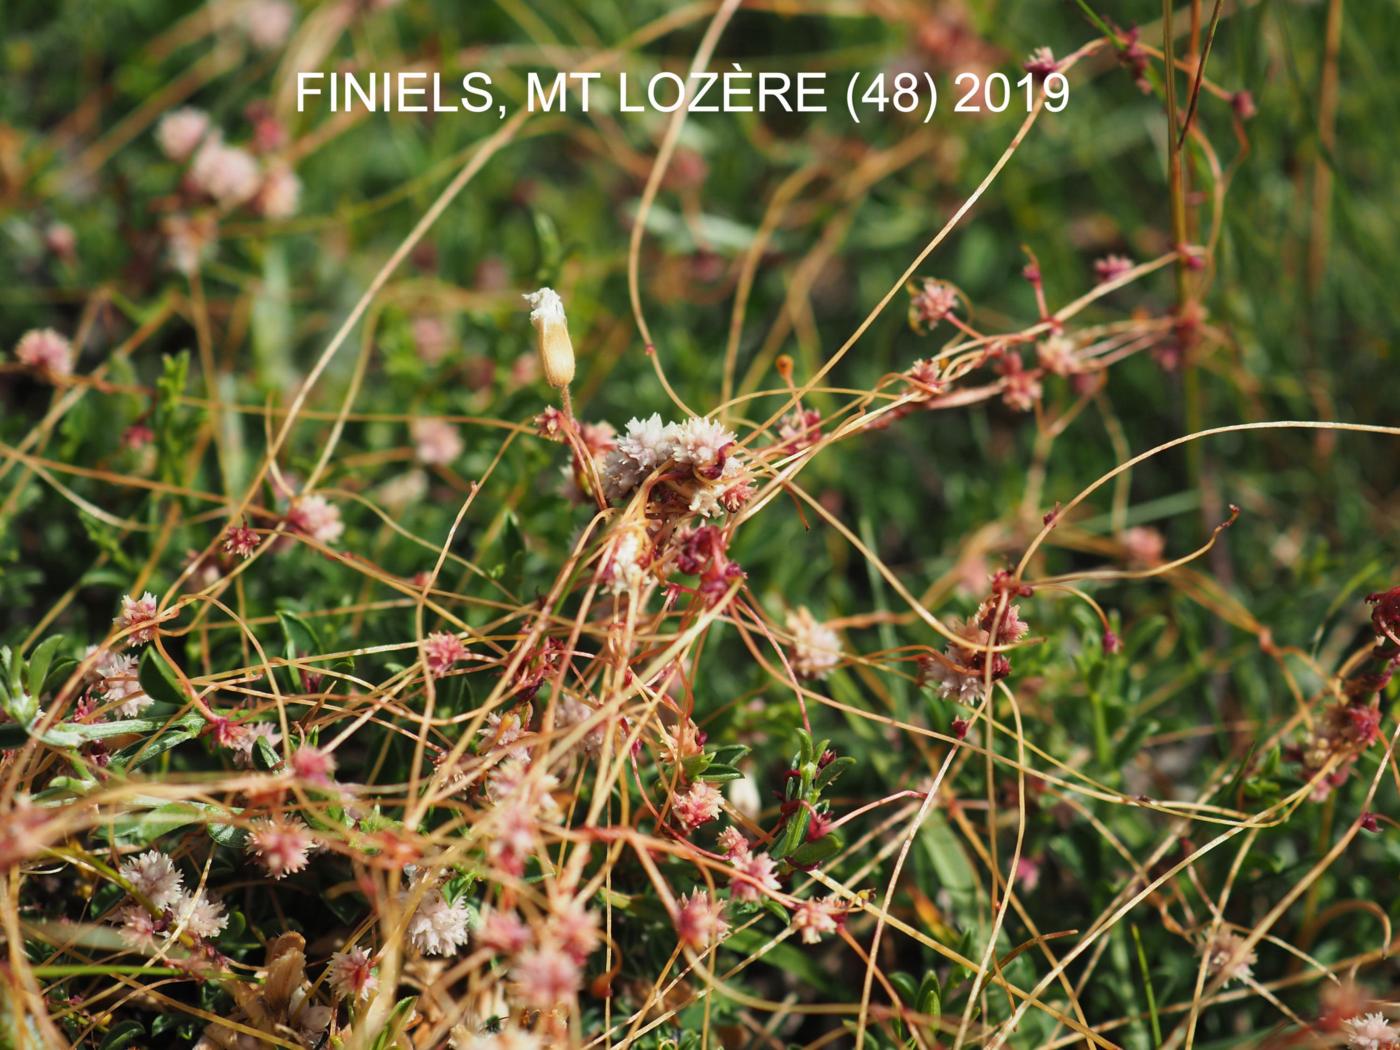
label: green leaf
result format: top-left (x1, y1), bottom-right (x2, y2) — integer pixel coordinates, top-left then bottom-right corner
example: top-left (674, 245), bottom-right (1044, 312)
top-left (370, 996), bottom-right (419, 1050)
top-left (696, 763), bottom-right (742, 783)
top-left (99, 1019), bottom-right (146, 1050)
top-left (138, 648), bottom-right (188, 708)
top-left (25, 635), bottom-right (66, 700)
top-left (814, 755), bottom-right (856, 791)
top-left (786, 830), bottom-right (844, 868)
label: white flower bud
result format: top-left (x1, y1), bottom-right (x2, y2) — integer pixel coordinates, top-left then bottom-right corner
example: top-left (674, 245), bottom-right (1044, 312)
top-left (523, 287), bottom-right (575, 389)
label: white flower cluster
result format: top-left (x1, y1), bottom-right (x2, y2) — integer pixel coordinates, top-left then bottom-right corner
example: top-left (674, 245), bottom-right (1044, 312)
top-left (600, 414), bottom-right (747, 516)
top-left (114, 849), bottom-right (229, 942)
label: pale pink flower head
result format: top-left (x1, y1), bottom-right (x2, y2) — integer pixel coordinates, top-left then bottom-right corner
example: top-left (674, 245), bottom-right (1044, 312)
top-left (1094, 254), bottom-right (1134, 284)
top-left (423, 631), bottom-right (468, 678)
top-left (791, 896), bottom-right (842, 944)
top-left (670, 416), bottom-right (735, 471)
top-left (227, 721), bottom-right (282, 768)
top-left (717, 825), bottom-right (750, 860)
top-left (327, 947), bottom-right (378, 1001)
top-left (115, 904), bottom-right (160, 947)
top-left (1023, 47), bottom-right (1059, 78)
top-left (93, 650), bottom-right (153, 718)
top-left (1120, 526), bottom-right (1166, 568)
top-left (291, 744), bottom-right (336, 784)
top-left (908, 279), bottom-right (959, 332)
top-left (163, 213), bottom-right (218, 274)
top-left (45, 222), bottom-right (77, 262)
top-left (171, 888), bottom-right (228, 939)
top-left (999, 357), bottom-right (1043, 412)
top-left (247, 817), bottom-right (315, 878)
top-left (477, 907), bottom-right (531, 955)
top-left (116, 592), bottom-right (162, 647)
top-left (511, 944), bottom-right (581, 1008)
top-left (411, 315), bottom-right (450, 365)
top-left (1204, 928), bottom-right (1256, 986)
top-left (257, 165), bottom-right (301, 219)
top-left (286, 494), bottom-right (344, 545)
top-left (14, 328), bottom-right (73, 375)
top-left (1343, 1012), bottom-right (1399, 1050)
top-left (786, 607), bottom-right (841, 679)
top-left (486, 800), bottom-right (539, 877)
top-left (1036, 335), bottom-right (1080, 376)
top-left (547, 896), bottom-right (601, 963)
top-left (240, 0), bottom-right (296, 50)
top-left (191, 138), bottom-right (261, 207)
top-left (729, 851), bottom-right (781, 902)
top-left (156, 107), bottom-right (210, 161)
top-left (408, 888), bottom-right (471, 956)
top-left (119, 849), bottom-right (184, 909)
top-left (673, 780), bottom-right (723, 831)
top-left (412, 418), bottom-right (464, 465)
top-left (674, 890), bottom-right (728, 949)
top-left (223, 524), bottom-right (260, 558)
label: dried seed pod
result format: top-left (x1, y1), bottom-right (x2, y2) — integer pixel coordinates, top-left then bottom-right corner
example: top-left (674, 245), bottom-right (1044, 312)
top-left (523, 287), bottom-right (575, 389)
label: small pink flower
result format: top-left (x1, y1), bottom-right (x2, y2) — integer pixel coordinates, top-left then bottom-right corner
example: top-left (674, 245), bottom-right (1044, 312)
top-left (14, 329), bottom-right (73, 375)
top-left (156, 107), bottom-right (210, 161)
top-left (291, 744), bottom-right (336, 784)
top-left (787, 607), bottom-right (841, 679)
top-left (1204, 928), bottom-right (1256, 985)
top-left (674, 890), bottom-right (728, 949)
top-left (1023, 47), bottom-right (1059, 78)
top-left (1231, 91), bottom-right (1257, 121)
top-left (791, 896), bottom-right (843, 944)
top-left (190, 138), bottom-right (261, 207)
top-left (170, 888), bottom-right (228, 939)
top-left (115, 904), bottom-right (160, 947)
top-left (412, 418), bottom-right (464, 465)
top-left (123, 423), bottom-right (155, 450)
top-left (241, 0), bottom-right (296, 50)
top-left (327, 947), bottom-right (378, 1001)
top-left (119, 849), bottom-right (184, 909)
top-left (547, 896), bottom-right (601, 963)
top-left (92, 650), bottom-right (152, 718)
top-left (512, 945), bottom-right (581, 1008)
top-left (717, 826), bottom-right (750, 859)
top-left (1014, 855), bottom-right (1041, 892)
top-left (1120, 526), bottom-right (1166, 567)
top-left (486, 801), bottom-right (538, 877)
top-left (247, 817), bottom-right (315, 878)
top-left (478, 907), bottom-right (532, 955)
top-left (408, 888), bottom-right (471, 956)
top-left (45, 223), bottom-right (77, 262)
top-left (673, 781), bottom-right (723, 831)
top-left (423, 632), bottom-right (468, 678)
top-left (908, 279), bottom-right (959, 332)
top-left (116, 592), bottom-right (162, 647)
top-left (257, 165), bottom-right (301, 219)
top-left (223, 524), bottom-right (260, 558)
top-left (286, 494), bottom-right (344, 545)
top-left (163, 213), bottom-right (218, 274)
top-left (1344, 1012), bottom-right (1398, 1050)
top-left (411, 316), bottom-right (451, 365)
top-left (999, 356), bottom-right (1042, 412)
top-left (729, 851), bottom-right (781, 902)
top-left (221, 720), bottom-right (282, 767)
top-left (1036, 335), bottom-right (1080, 376)
top-left (1094, 254), bottom-right (1134, 284)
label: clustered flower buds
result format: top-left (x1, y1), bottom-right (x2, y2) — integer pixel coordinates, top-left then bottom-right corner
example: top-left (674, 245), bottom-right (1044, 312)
top-left (920, 586), bottom-right (1032, 704)
top-left (1289, 586), bottom-right (1398, 799)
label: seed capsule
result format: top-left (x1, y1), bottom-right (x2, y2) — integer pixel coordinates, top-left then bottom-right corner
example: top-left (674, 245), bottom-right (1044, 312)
top-left (523, 287), bottom-right (575, 389)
